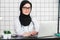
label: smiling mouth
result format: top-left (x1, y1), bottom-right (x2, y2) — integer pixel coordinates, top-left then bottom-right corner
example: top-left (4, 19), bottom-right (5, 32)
top-left (25, 12), bottom-right (28, 13)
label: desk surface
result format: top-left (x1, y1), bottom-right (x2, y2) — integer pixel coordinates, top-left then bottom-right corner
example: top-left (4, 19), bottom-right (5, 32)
top-left (0, 35), bottom-right (60, 39)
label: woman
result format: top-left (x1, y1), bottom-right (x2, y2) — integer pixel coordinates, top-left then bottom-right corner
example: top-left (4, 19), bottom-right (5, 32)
top-left (14, 0), bottom-right (39, 37)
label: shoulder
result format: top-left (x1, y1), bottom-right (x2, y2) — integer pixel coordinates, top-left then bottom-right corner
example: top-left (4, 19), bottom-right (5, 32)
top-left (32, 17), bottom-right (38, 22)
top-left (14, 16), bottom-right (20, 24)
top-left (14, 16), bottom-right (19, 20)
top-left (14, 16), bottom-right (21, 27)
top-left (31, 17), bottom-right (40, 26)
top-left (14, 16), bottom-right (20, 22)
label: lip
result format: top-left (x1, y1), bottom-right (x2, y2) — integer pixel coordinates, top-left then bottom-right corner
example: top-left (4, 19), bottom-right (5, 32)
top-left (25, 12), bottom-right (28, 13)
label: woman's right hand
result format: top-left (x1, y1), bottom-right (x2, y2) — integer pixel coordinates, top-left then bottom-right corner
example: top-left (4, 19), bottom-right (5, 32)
top-left (22, 32), bottom-right (31, 37)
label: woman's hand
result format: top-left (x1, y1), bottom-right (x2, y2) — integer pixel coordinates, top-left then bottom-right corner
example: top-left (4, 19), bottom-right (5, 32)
top-left (22, 32), bottom-right (31, 37)
top-left (31, 31), bottom-right (38, 36)
top-left (22, 31), bottom-right (38, 37)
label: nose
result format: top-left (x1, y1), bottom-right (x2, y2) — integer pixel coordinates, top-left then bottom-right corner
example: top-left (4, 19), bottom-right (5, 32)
top-left (26, 9), bottom-right (29, 12)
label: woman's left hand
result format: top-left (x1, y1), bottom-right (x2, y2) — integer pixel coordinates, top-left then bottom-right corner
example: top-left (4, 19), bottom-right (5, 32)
top-left (31, 31), bottom-right (38, 36)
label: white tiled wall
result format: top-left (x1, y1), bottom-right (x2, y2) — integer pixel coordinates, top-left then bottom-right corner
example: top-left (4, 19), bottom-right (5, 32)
top-left (0, 0), bottom-right (58, 37)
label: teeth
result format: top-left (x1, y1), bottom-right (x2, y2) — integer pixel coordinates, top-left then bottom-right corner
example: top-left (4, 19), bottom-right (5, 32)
top-left (0, 17), bottom-right (3, 20)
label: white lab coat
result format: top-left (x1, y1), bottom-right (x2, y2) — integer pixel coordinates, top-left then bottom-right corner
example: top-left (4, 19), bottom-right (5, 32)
top-left (14, 16), bottom-right (40, 35)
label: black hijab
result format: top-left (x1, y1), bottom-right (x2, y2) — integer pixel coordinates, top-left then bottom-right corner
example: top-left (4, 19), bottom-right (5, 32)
top-left (19, 0), bottom-right (32, 26)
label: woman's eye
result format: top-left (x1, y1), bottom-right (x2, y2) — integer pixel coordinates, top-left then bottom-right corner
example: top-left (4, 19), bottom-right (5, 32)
top-left (23, 7), bottom-right (31, 9)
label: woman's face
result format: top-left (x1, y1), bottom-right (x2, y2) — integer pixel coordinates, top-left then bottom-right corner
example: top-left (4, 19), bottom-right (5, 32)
top-left (22, 3), bottom-right (31, 15)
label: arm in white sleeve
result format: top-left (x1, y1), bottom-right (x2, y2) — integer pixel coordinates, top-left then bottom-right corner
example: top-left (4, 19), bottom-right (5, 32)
top-left (32, 18), bottom-right (40, 32)
top-left (14, 17), bottom-right (21, 35)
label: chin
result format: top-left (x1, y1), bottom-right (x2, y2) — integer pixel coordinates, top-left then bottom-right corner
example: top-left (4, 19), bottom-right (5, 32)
top-left (24, 13), bottom-right (29, 15)
top-left (25, 14), bottom-right (29, 15)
